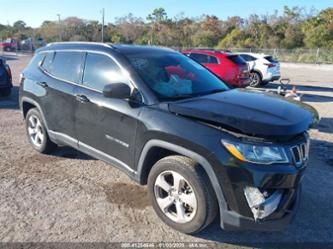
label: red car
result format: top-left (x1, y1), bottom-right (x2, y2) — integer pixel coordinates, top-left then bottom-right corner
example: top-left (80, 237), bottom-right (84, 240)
top-left (182, 49), bottom-right (250, 88)
top-left (0, 38), bottom-right (17, 52)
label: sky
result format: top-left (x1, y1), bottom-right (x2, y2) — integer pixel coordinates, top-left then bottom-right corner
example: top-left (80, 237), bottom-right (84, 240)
top-left (0, 0), bottom-right (332, 27)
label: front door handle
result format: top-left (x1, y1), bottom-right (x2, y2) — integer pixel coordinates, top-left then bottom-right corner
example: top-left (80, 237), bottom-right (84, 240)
top-left (37, 82), bottom-right (48, 88)
top-left (76, 94), bottom-right (90, 103)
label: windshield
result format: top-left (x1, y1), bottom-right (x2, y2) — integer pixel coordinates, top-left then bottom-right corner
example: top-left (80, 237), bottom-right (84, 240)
top-left (125, 52), bottom-right (229, 100)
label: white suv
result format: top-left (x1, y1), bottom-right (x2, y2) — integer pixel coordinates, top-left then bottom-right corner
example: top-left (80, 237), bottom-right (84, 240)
top-left (237, 53), bottom-right (280, 87)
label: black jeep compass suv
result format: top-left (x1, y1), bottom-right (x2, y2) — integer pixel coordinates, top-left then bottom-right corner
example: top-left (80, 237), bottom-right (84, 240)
top-left (19, 42), bottom-right (318, 234)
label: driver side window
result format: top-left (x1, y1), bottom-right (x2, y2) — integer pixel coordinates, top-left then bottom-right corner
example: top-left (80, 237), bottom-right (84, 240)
top-left (83, 53), bottom-right (129, 92)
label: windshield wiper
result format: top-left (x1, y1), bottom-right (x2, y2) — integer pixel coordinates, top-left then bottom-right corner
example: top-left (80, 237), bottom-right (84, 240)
top-left (163, 94), bottom-right (194, 100)
top-left (193, 88), bottom-right (226, 97)
top-left (160, 89), bottom-right (226, 101)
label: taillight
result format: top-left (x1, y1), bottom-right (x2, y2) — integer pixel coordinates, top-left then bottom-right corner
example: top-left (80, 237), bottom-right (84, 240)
top-left (264, 63), bottom-right (275, 68)
top-left (5, 65), bottom-right (12, 79)
top-left (19, 73), bottom-right (23, 84)
top-left (238, 66), bottom-right (250, 78)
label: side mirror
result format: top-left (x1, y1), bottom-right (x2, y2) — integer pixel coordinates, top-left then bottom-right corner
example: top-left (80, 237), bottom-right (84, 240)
top-left (103, 83), bottom-right (131, 99)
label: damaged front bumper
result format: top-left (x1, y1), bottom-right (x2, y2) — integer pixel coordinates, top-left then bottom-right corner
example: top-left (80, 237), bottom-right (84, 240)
top-left (244, 187), bottom-right (283, 222)
top-left (209, 141), bottom-right (307, 231)
top-left (220, 186), bottom-right (301, 231)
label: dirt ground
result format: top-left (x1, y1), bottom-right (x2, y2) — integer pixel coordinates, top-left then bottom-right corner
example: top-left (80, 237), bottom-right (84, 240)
top-left (0, 54), bottom-right (332, 247)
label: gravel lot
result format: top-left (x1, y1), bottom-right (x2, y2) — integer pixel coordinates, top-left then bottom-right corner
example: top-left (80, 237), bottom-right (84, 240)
top-left (0, 54), bottom-right (332, 247)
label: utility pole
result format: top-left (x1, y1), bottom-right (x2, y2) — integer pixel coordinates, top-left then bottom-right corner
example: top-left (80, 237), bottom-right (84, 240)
top-left (57, 14), bottom-right (62, 41)
top-left (101, 8), bottom-right (105, 43)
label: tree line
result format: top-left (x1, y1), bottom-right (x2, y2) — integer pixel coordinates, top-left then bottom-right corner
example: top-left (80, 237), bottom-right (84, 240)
top-left (0, 6), bottom-right (332, 49)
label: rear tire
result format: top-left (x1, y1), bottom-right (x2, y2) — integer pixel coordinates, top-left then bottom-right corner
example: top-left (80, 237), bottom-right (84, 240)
top-left (0, 88), bottom-right (11, 97)
top-left (25, 108), bottom-right (56, 154)
top-left (147, 155), bottom-right (218, 234)
top-left (249, 72), bottom-right (262, 87)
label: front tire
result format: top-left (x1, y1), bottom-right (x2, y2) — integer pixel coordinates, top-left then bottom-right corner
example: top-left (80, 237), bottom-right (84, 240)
top-left (147, 156), bottom-right (218, 234)
top-left (249, 71), bottom-right (262, 87)
top-left (25, 108), bottom-right (56, 154)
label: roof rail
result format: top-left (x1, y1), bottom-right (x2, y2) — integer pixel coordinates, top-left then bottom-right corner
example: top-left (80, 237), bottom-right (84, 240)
top-left (47, 41), bottom-right (112, 48)
top-left (184, 48), bottom-right (232, 53)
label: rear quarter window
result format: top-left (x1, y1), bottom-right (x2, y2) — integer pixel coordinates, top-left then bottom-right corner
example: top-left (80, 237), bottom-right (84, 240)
top-left (227, 55), bottom-right (247, 65)
top-left (25, 53), bottom-right (45, 71)
top-left (41, 52), bottom-right (55, 72)
top-left (241, 54), bottom-right (256, 62)
top-left (265, 56), bottom-right (278, 63)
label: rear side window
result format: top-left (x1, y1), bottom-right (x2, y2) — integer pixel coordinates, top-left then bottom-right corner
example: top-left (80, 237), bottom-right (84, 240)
top-left (51, 52), bottom-right (83, 83)
top-left (41, 52), bottom-right (54, 72)
top-left (227, 55), bottom-right (246, 65)
top-left (265, 56), bottom-right (278, 63)
top-left (207, 55), bottom-right (218, 64)
top-left (189, 53), bottom-right (219, 64)
top-left (82, 53), bottom-right (129, 92)
top-left (189, 53), bottom-right (207, 64)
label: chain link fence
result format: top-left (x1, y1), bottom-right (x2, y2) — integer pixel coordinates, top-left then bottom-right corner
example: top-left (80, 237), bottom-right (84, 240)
top-left (229, 48), bottom-right (333, 64)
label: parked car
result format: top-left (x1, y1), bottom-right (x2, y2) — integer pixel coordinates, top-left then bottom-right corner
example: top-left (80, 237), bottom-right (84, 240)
top-left (182, 49), bottom-right (250, 88)
top-left (36, 37), bottom-right (46, 48)
top-left (20, 38), bottom-right (34, 51)
top-left (237, 52), bottom-right (281, 87)
top-left (0, 38), bottom-right (17, 52)
top-left (20, 42), bottom-right (318, 234)
top-left (0, 58), bottom-right (13, 97)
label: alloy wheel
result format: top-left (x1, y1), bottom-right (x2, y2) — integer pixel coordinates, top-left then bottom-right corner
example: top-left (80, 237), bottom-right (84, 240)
top-left (250, 72), bottom-right (259, 86)
top-left (27, 115), bottom-right (45, 148)
top-left (154, 170), bottom-right (198, 224)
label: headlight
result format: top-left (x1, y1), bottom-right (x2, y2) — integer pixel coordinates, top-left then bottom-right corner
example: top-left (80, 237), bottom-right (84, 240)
top-left (221, 140), bottom-right (289, 164)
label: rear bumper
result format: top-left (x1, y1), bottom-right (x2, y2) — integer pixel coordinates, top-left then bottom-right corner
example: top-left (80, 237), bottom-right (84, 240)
top-left (0, 84), bottom-right (12, 89)
top-left (271, 75), bottom-right (281, 81)
top-left (0, 75), bottom-right (12, 89)
top-left (231, 77), bottom-right (251, 88)
top-left (0, 81), bottom-right (13, 89)
top-left (263, 70), bottom-right (281, 82)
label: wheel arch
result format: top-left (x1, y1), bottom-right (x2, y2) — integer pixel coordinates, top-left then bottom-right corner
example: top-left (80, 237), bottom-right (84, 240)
top-left (21, 97), bottom-right (49, 131)
top-left (22, 101), bottom-right (36, 119)
top-left (250, 69), bottom-right (263, 80)
top-left (136, 139), bottom-right (228, 212)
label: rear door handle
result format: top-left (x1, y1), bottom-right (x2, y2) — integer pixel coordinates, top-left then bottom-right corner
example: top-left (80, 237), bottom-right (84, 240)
top-left (76, 94), bottom-right (90, 103)
top-left (37, 82), bottom-right (48, 88)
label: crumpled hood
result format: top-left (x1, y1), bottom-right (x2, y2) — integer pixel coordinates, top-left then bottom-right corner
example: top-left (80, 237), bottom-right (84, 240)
top-left (168, 89), bottom-right (319, 137)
